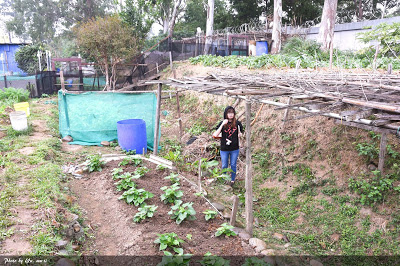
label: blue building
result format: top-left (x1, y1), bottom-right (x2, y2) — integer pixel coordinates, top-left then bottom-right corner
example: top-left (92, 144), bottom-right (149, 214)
top-left (0, 42), bottom-right (27, 75)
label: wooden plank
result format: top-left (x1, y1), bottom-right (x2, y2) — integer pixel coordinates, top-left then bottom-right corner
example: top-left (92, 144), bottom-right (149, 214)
top-left (282, 97), bottom-right (292, 124)
top-left (245, 98), bottom-right (253, 235)
top-left (334, 120), bottom-right (396, 135)
top-left (378, 133), bottom-right (388, 175)
top-left (230, 196), bottom-right (239, 226)
top-left (153, 84), bottom-right (162, 155)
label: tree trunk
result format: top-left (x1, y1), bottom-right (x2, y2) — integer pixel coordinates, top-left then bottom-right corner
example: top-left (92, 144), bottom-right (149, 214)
top-left (163, 19), bottom-right (169, 34)
top-left (271, 0), bottom-right (282, 54)
top-left (317, 0), bottom-right (338, 51)
top-left (104, 60), bottom-right (110, 91)
top-left (203, 0), bottom-right (215, 55)
top-left (168, 0), bottom-right (182, 37)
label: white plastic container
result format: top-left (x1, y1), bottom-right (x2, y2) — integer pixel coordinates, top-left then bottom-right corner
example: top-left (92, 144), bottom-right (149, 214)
top-left (9, 111), bottom-right (28, 131)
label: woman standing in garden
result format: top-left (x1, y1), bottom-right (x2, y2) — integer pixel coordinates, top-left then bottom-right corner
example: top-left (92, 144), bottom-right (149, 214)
top-left (213, 106), bottom-right (243, 186)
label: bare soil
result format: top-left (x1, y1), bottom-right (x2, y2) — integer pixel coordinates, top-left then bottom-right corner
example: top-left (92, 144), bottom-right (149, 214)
top-left (71, 160), bottom-right (255, 256)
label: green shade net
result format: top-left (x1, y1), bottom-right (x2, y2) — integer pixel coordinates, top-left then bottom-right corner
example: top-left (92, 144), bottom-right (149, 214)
top-left (58, 90), bottom-right (159, 149)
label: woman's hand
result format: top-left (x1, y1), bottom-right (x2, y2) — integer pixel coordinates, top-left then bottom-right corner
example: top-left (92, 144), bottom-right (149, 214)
top-left (222, 119), bottom-right (229, 125)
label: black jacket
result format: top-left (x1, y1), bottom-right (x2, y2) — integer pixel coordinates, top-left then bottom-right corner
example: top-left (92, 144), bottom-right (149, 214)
top-left (216, 106), bottom-right (244, 151)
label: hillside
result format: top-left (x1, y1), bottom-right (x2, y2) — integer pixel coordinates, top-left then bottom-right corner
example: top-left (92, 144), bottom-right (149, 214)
top-left (158, 61), bottom-right (400, 258)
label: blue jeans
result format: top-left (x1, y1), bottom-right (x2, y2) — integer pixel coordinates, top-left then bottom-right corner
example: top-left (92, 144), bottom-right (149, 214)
top-left (220, 149), bottom-right (239, 181)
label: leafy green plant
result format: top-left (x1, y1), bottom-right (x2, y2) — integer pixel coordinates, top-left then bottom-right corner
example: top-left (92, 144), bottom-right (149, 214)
top-left (119, 187), bottom-right (154, 206)
top-left (203, 210), bottom-right (217, 221)
top-left (168, 200), bottom-right (196, 224)
top-left (164, 151), bottom-right (182, 163)
top-left (199, 252), bottom-right (230, 266)
top-left (210, 167), bottom-right (232, 183)
top-left (160, 183), bottom-right (184, 204)
top-left (115, 173), bottom-right (136, 191)
top-left (164, 173), bottom-right (180, 185)
top-left (156, 164), bottom-right (168, 171)
top-left (118, 156), bottom-right (141, 167)
top-left (133, 205), bottom-right (158, 223)
top-left (134, 166), bottom-right (150, 176)
top-left (349, 171), bottom-right (394, 206)
top-left (192, 159), bottom-right (219, 173)
top-left (124, 149), bottom-right (136, 155)
top-left (154, 232), bottom-right (185, 255)
top-left (356, 142), bottom-right (379, 162)
top-left (87, 154), bottom-right (104, 172)
top-left (215, 223), bottom-right (237, 237)
top-left (187, 122), bottom-right (208, 136)
top-left (111, 168), bottom-right (124, 179)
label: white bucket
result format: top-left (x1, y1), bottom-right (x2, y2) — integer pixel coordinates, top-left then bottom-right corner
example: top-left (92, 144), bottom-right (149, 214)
top-left (9, 111), bottom-right (28, 131)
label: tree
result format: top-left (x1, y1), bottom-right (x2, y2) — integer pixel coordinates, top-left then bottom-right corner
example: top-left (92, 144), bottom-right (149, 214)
top-left (229, 0), bottom-right (264, 27)
top-left (73, 16), bottom-right (139, 90)
top-left (282, 0), bottom-right (324, 25)
top-left (14, 44), bottom-right (48, 74)
top-left (318, 0), bottom-right (338, 51)
top-left (6, 0), bottom-right (113, 43)
top-left (120, 0), bottom-right (154, 40)
top-left (204, 0), bottom-right (215, 54)
top-left (271, 0), bottom-right (282, 54)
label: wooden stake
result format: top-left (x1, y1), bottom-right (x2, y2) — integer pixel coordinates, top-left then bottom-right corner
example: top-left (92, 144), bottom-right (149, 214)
top-left (153, 83), bottom-right (162, 155)
top-left (169, 51), bottom-right (176, 79)
top-left (230, 195), bottom-right (239, 226)
top-left (245, 98), bottom-right (253, 235)
top-left (176, 90), bottom-right (183, 142)
top-left (378, 132), bottom-right (388, 175)
top-left (60, 70), bottom-right (65, 91)
top-left (282, 97), bottom-right (292, 126)
top-left (387, 63), bottom-right (392, 75)
top-left (198, 160), bottom-right (202, 193)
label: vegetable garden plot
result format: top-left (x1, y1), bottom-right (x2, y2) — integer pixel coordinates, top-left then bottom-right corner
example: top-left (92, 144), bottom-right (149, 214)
top-left (71, 158), bottom-right (255, 260)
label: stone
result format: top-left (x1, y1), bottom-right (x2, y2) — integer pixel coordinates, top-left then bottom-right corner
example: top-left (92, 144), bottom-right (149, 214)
top-left (101, 141), bottom-right (110, 146)
top-left (73, 223), bottom-right (81, 233)
top-left (222, 185), bottom-right (233, 192)
top-left (115, 146), bottom-right (122, 151)
top-left (57, 249), bottom-right (69, 256)
top-left (55, 240), bottom-right (68, 249)
top-left (273, 232), bottom-right (289, 242)
top-left (66, 213), bottom-right (79, 225)
top-left (330, 233), bottom-right (340, 242)
top-left (211, 202), bottom-right (225, 211)
top-left (222, 210), bottom-right (231, 219)
top-left (368, 164), bottom-right (377, 171)
top-left (238, 232), bottom-right (251, 241)
top-left (72, 245), bottom-right (80, 251)
top-left (62, 136), bottom-right (73, 142)
top-left (249, 238), bottom-right (267, 253)
top-left (261, 249), bottom-right (275, 256)
top-left (284, 243), bottom-right (291, 248)
top-left (75, 168), bottom-right (83, 175)
top-left (310, 259), bottom-right (324, 266)
top-left (55, 258), bottom-right (75, 266)
top-left (232, 227), bottom-right (246, 235)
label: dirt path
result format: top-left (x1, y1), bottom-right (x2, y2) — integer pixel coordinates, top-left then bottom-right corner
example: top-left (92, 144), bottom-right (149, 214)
top-left (1, 118), bottom-right (49, 255)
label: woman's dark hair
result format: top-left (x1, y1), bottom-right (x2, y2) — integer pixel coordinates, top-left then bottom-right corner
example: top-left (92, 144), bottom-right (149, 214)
top-left (224, 107), bottom-right (237, 129)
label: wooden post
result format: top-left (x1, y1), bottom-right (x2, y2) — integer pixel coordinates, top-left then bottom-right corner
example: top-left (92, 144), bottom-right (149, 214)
top-left (282, 97), bottom-right (292, 126)
top-left (60, 70), bottom-right (65, 91)
top-left (230, 195), bottom-right (239, 226)
top-left (3, 75), bottom-right (7, 88)
top-left (378, 132), bottom-right (388, 175)
top-left (169, 51), bottom-right (176, 79)
top-left (198, 160), bottom-right (202, 193)
top-left (387, 63), bottom-right (392, 75)
top-left (176, 91), bottom-right (183, 142)
top-left (245, 97), bottom-right (253, 235)
top-left (153, 83), bottom-right (162, 155)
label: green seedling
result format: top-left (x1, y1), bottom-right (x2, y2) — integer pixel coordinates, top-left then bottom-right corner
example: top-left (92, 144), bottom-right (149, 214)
top-left (134, 166), bottom-right (150, 176)
top-left (160, 183), bottom-right (184, 204)
top-left (168, 200), bottom-right (196, 224)
top-left (115, 173), bottom-right (136, 191)
top-left (111, 168), bottom-right (124, 179)
top-left (154, 232), bottom-right (185, 255)
top-left (199, 252), bottom-right (230, 266)
top-left (87, 154), bottom-right (104, 172)
top-left (164, 173), bottom-right (180, 185)
top-left (156, 164), bottom-right (168, 171)
top-left (133, 205), bottom-right (158, 223)
top-left (119, 187), bottom-right (154, 206)
top-left (203, 210), bottom-right (217, 221)
top-left (215, 223), bottom-right (237, 237)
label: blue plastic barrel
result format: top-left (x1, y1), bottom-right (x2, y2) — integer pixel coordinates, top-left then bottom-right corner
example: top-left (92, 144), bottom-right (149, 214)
top-left (256, 41), bottom-right (268, 55)
top-left (117, 119), bottom-right (147, 154)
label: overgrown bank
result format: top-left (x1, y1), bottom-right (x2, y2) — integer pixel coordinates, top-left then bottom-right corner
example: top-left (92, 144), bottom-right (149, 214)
top-left (159, 63), bottom-right (400, 257)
